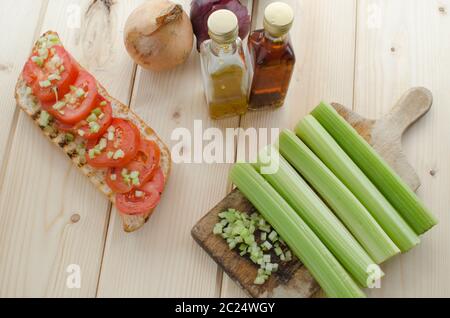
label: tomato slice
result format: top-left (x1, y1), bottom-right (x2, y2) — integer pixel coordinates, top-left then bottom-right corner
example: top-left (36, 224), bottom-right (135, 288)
top-left (116, 186), bottom-right (160, 216)
top-left (54, 98), bottom-right (113, 140)
top-left (140, 168), bottom-right (165, 194)
top-left (106, 140), bottom-right (161, 193)
top-left (46, 71), bottom-right (99, 124)
top-left (23, 45), bottom-right (78, 103)
top-left (86, 118), bottom-right (140, 168)
top-left (115, 170), bottom-right (165, 215)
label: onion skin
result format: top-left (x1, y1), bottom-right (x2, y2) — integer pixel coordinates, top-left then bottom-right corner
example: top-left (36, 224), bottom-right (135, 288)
top-left (190, 0), bottom-right (251, 51)
top-left (124, 0), bottom-right (194, 72)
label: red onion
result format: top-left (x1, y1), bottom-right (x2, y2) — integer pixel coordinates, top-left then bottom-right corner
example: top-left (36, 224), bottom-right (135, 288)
top-left (190, 0), bottom-right (251, 51)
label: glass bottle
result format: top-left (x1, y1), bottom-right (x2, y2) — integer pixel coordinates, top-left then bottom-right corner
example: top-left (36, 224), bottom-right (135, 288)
top-left (200, 9), bottom-right (250, 120)
top-left (248, 2), bottom-right (296, 110)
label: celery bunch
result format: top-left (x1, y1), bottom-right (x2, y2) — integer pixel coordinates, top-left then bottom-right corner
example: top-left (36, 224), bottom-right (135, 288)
top-left (278, 130), bottom-right (400, 263)
top-left (295, 116), bottom-right (419, 252)
top-left (311, 102), bottom-right (437, 234)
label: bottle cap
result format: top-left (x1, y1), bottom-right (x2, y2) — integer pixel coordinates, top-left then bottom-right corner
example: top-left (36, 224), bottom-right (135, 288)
top-left (263, 2), bottom-right (294, 37)
top-left (208, 9), bottom-right (239, 44)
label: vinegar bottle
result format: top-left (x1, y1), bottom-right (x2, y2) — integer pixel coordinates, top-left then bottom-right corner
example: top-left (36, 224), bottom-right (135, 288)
top-left (199, 9), bottom-right (250, 120)
top-left (248, 2), bottom-right (296, 110)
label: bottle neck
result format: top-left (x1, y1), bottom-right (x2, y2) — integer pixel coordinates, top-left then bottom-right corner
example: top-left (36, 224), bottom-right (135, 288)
top-left (264, 31), bottom-right (289, 45)
top-left (210, 39), bottom-right (238, 56)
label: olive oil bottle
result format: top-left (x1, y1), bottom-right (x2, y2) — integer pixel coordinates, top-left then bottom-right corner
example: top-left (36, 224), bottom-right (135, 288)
top-left (248, 2), bottom-right (296, 110)
top-left (200, 9), bottom-right (250, 119)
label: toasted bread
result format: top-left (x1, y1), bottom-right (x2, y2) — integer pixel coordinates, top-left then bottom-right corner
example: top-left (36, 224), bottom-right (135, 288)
top-left (15, 31), bottom-right (171, 232)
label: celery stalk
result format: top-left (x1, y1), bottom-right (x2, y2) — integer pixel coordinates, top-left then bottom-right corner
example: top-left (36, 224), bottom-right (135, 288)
top-left (230, 163), bottom-right (365, 298)
top-left (278, 130), bottom-right (400, 263)
top-left (296, 116), bottom-right (419, 252)
top-left (311, 102), bottom-right (437, 235)
top-left (253, 146), bottom-right (379, 287)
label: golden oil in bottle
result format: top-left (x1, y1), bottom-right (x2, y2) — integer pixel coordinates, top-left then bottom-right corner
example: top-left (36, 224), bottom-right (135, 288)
top-left (200, 9), bottom-right (250, 119)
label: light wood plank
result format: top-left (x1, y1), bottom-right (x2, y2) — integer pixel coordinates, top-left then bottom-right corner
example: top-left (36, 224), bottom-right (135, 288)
top-left (355, 0), bottom-right (450, 297)
top-left (97, 0), bottom-right (240, 297)
top-left (221, 0), bottom-right (358, 297)
top-left (0, 0), bottom-right (140, 297)
top-left (0, 0), bottom-right (46, 187)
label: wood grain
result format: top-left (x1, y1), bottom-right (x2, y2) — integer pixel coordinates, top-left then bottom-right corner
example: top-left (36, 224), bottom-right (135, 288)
top-left (0, 0), bottom-right (448, 298)
top-left (0, 0), bottom-right (47, 187)
top-left (0, 0), bottom-right (140, 297)
top-left (96, 0), bottom-right (238, 297)
top-left (221, 0), bottom-right (358, 298)
top-left (354, 0), bottom-right (450, 297)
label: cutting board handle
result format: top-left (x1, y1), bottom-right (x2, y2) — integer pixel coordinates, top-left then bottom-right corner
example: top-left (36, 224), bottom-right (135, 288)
top-left (382, 87), bottom-right (433, 135)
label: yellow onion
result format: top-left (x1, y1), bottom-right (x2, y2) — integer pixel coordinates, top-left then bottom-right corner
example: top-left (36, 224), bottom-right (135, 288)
top-left (124, 0), bottom-right (194, 72)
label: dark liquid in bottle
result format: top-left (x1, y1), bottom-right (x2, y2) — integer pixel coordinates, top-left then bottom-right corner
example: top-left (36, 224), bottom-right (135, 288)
top-left (248, 29), bottom-right (296, 110)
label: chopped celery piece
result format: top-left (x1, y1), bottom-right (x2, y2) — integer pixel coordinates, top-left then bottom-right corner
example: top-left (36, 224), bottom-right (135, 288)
top-left (311, 102), bottom-right (437, 234)
top-left (89, 121), bottom-right (100, 133)
top-left (86, 113), bottom-right (98, 123)
top-left (92, 108), bottom-right (102, 116)
top-left (268, 230), bottom-right (278, 242)
top-left (113, 149), bottom-right (125, 160)
top-left (135, 190), bottom-right (144, 198)
top-left (88, 149), bottom-right (97, 159)
top-left (39, 80), bottom-right (51, 88)
top-left (254, 146), bottom-right (379, 286)
top-left (285, 251), bottom-right (292, 262)
top-left (274, 246), bottom-right (283, 256)
top-left (48, 73), bottom-right (61, 81)
top-left (260, 232), bottom-right (267, 241)
top-left (230, 163), bottom-right (365, 298)
top-left (213, 224), bottom-right (223, 235)
top-left (76, 88), bottom-right (86, 98)
top-left (31, 56), bottom-right (44, 67)
top-left (53, 101), bottom-right (66, 111)
top-left (65, 133), bottom-right (74, 142)
top-left (295, 116), bottom-right (419, 252)
top-left (38, 111), bottom-right (51, 127)
top-left (98, 138), bottom-right (107, 150)
top-left (130, 171), bottom-right (140, 179)
top-left (254, 276), bottom-right (265, 285)
top-left (261, 241), bottom-right (272, 250)
top-left (279, 130), bottom-right (401, 263)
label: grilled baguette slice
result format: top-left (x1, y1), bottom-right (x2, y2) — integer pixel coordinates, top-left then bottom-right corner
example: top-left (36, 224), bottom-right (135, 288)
top-left (15, 31), bottom-right (171, 232)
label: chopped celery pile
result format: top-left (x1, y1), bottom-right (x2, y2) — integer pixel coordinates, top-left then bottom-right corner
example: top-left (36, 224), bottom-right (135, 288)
top-left (213, 208), bottom-right (293, 285)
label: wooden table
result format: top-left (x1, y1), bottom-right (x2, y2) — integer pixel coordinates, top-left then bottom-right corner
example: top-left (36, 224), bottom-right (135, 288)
top-left (0, 0), bottom-right (449, 298)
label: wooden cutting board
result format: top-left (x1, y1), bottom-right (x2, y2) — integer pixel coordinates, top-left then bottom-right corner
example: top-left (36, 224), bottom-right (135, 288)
top-left (191, 87), bottom-right (433, 298)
